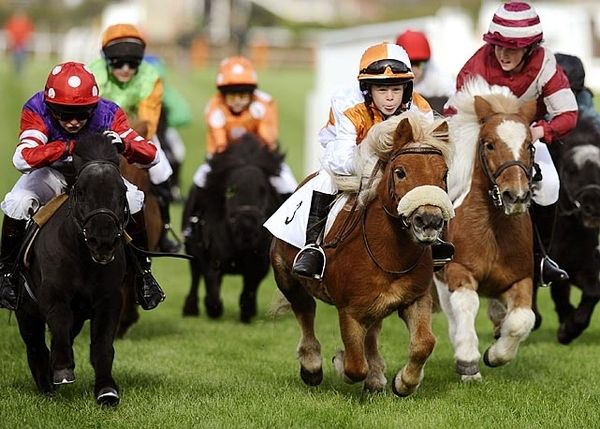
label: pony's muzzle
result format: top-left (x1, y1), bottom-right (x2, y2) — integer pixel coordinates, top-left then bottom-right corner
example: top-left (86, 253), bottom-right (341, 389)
top-left (501, 187), bottom-right (531, 215)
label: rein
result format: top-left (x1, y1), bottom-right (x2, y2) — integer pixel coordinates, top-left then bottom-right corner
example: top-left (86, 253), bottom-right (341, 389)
top-left (478, 139), bottom-right (534, 209)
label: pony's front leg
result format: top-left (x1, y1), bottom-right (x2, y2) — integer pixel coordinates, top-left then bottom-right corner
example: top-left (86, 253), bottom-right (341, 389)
top-left (90, 297), bottom-right (123, 406)
top-left (483, 278), bottom-right (535, 367)
top-left (434, 271), bottom-right (481, 381)
top-left (182, 258), bottom-right (203, 317)
top-left (46, 302), bottom-right (76, 385)
top-left (333, 310), bottom-right (368, 384)
top-left (240, 262), bottom-right (268, 323)
top-left (558, 293), bottom-right (600, 345)
top-left (393, 293), bottom-right (436, 397)
top-left (15, 308), bottom-right (54, 394)
top-left (204, 267), bottom-right (224, 319)
top-left (364, 320), bottom-right (387, 393)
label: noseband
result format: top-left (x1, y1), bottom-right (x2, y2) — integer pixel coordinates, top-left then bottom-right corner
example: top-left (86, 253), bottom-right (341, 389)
top-left (478, 139), bottom-right (535, 209)
top-left (69, 160), bottom-right (128, 242)
top-left (385, 146), bottom-right (445, 226)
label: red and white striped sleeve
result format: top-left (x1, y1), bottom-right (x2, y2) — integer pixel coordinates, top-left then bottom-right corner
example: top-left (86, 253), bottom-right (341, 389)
top-left (110, 107), bottom-right (159, 168)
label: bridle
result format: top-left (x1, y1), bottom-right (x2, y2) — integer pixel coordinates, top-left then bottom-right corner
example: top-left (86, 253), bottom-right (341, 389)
top-left (478, 138), bottom-right (535, 209)
top-left (69, 160), bottom-right (129, 243)
top-left (384, 145), bottom-right (446, 226)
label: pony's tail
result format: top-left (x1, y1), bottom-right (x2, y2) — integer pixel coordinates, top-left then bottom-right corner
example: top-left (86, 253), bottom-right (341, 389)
top-left (269, 289), bottom-right (292, 318)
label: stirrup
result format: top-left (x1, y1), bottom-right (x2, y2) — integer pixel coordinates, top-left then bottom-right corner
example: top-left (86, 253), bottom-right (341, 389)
top-left (539, 256), bottom-right (569, 288)
top-left (292, 244), bottom-right (326, 280)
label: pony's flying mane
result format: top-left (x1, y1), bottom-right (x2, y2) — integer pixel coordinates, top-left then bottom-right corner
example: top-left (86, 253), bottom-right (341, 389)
top-left (446, 76), bottom-right (521, 205)
top-left (332, 110), bottom-right (451, 204)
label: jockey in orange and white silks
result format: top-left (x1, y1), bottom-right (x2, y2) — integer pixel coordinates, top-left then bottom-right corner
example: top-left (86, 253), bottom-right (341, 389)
top-left (0, 61), bottom-right (166, 312)
top-left (264, 42), bottom-right (441, 280)
top-left (446, 1), bottom-right (578, 207)
top-left (190, 56), bottom-right (298, 196)
top-left (395, 29), bottom-right (454, 99)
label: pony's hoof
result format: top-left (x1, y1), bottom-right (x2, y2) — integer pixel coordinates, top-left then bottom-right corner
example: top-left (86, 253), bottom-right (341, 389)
top-left (460, 373), bottom-right (482, 382)
top-left (53, 368), bottom-right (75, 385)
top-left (391, 373), bottom-right (418, 397)
top-left (96, 387), bottom-right (120, 406)
top-left (205, 299), bottom-right (223, 319)
top-left (300, 366), bottom-right (323, 386)
top-left (557, 323), bottom-right (575, 345)
top-left (182, 306), bottom-right (200, 317)
top-left (456, 360), bottom-right (481, 375)
top-left (483, 348), bottom-right (502, 368)
top-left (364, 375), bottom-right (387, 393)
top-left (533, 312), bottom-right (543, 331)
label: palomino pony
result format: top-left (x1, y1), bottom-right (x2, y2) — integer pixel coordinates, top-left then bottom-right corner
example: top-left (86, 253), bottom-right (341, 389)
top-left (434, 77), bottom-right (538, 381)
top-left (182, 134), bottom-right (283, 322)
top-left (271, 112), bottom-right (454, 396)
top-left (15, 133), bottom-right (129, 405)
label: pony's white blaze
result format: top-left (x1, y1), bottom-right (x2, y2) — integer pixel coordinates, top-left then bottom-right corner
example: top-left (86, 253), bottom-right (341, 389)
top-left (572, 144), bottom-right (600, 169)
top-left (496, 120), bottom-right (527, 159)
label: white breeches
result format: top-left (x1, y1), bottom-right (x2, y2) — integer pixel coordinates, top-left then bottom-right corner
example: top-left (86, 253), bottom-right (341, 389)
top-left (148, 137), bottom-right (174, 185)
top-left (1, 167), bottom-right (145, 220)
top-left (193, 160), bottom-right (298, 195)
top-left (532, 141), bottom-right (559, 206)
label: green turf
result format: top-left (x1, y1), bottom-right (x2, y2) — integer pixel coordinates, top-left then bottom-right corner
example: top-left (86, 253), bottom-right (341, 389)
top-left (1, 58), bottom-right (600, 428)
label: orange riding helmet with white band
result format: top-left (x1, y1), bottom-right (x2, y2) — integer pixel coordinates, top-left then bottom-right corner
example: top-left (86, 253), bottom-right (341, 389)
top-left (216, 56), bottom-right (258, 93)
top-left (44, 61), bottom-right (100, 106)
top-left (358, 42), bottom-right (414, 105)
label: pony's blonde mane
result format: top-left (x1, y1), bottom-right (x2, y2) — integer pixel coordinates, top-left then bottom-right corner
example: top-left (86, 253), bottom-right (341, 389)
top-left (446, 75), bottom-right (522, 205)
top-left (332, 111), bottom-right (452, 205)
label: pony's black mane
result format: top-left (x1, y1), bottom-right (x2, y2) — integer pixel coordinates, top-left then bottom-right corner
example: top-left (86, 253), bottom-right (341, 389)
top-left (73, 132), bottom-right (120, 166)
top-left (205, 133), bottom-right (283, 208)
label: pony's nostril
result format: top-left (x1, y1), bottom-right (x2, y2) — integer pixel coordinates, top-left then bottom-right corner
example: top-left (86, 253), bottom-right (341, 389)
top-left (413, 214), bottom-right (424, 229)
top-left (502, 190), bottom-right (516, 204)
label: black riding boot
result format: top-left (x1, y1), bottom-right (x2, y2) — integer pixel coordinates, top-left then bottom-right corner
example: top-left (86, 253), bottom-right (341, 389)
top-left (182, 185), bottom-right (209, 239)
top-left (431, 237), bottom-right (455, 271)
top-left (0, 216), bottom-right (27, 310)
top-left (127, 211), bottom-right (166, 310)
top-left (292, 191), bottom-right (336, 280)
top-left (532, 202), bottom-right (569, 287)
top-left (154, 180), bottom-right (181, 253)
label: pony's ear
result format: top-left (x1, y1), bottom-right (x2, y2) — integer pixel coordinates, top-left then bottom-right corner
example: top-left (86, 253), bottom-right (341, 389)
top-left (519, 99), bottom-right (538, 125)
top-left (394, 117), bottom-right (414, 147)
top-left (432, 120), bottom-right (449, 143)
top-left (474, 95), bottom-right (495, 124)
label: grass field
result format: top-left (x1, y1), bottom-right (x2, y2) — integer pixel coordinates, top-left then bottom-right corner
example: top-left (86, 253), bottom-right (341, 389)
top-left (1, 58), bottom-right (600, 428)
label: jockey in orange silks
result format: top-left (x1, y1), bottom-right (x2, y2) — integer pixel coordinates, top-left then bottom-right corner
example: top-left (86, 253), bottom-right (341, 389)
top-left (264, 42), bottom-right (452, 280)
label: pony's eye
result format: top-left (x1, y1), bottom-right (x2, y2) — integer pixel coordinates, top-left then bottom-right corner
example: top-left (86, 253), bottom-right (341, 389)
top-left (485, 142), bottom-right (494, 151)
top-left (394, 167), bottom-right (406, 179)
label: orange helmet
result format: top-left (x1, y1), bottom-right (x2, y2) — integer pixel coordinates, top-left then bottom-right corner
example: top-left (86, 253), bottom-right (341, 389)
top-left (101, 23), bottom-right (146, 60)
top-left (358, 42), bottom-right (414, 106)
top-left (395, 30), bottom-right (431, 62)
top-left (216, 56), bottom-right (258, 93)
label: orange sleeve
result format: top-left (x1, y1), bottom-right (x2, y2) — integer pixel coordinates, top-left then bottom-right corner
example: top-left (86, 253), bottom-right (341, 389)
top-left (205, 97), bottom-right (229, 155)
top-left (138, 79), bottom-right (163, 138)
top-left (257, 99), bottom-right (279, 150)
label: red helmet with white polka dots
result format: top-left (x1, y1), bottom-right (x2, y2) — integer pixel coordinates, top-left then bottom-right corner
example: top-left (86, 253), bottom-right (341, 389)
top-left (44, 62), bottom-right (100, 106)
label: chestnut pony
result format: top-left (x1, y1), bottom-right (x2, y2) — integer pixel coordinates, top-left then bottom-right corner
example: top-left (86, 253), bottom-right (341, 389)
top-left (271, 112), bottom-right (454, 396)
top-left (434, 77), bottom-right (538, 381)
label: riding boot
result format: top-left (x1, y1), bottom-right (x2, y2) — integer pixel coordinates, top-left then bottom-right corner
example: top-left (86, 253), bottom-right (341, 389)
top-left (532, 202), bottom-right (569, 287)
top-left (292, 191), bottom-right (336, 280)
top-left (431, 237), bottom-right (455, 271)
top-left (127, 211), bottom-right (166, 310)
top-left (153, 180), bottom-right (181, 253)
top-left (0, 216), bottom-right (27, 310)
top-left (182, 185), bottom-right (209, 239)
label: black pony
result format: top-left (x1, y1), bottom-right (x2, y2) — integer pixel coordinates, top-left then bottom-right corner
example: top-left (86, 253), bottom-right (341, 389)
top-left (15, 133), bottom-right (129, 405)
top-left (532, 53), bottom-right (600, 344)
top-left (182, 134), bottom-right (283, 322)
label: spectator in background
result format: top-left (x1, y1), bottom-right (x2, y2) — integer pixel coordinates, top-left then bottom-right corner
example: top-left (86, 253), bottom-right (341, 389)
top-left (4, 10), bottom-right (35, 74)
top-left (395, 29), bottom-right (454, 112)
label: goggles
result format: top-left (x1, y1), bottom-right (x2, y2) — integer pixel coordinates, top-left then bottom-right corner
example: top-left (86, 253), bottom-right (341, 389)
top-left (108, 57), bottom-right (142, 69)
top-left (48, 103), bottom-right (97, 121)
top-left (360, 59), bottom-right (411, 76)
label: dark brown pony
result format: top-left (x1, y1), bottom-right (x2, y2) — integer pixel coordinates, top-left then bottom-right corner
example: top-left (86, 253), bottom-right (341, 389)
top-left (434, 77), bottom-right (538, 381)
top-left (271, 112), bottom-right (453, 396)
top-left (116, 120), bottom-right (162, 337)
